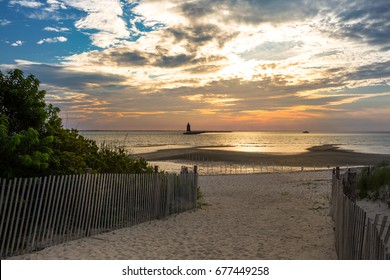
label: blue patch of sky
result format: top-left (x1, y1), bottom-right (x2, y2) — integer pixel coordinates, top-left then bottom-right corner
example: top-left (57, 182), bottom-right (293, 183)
top-left (0, 0), bottom-right (166, 65)
top-left (0, 2), bottom-right (102, 64)
top-left (122, 0), bottom-right (165, 41)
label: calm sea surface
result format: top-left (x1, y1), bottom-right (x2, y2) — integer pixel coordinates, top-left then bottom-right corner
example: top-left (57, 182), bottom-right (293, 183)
top-left (79, 131), bottom-right (390, 155)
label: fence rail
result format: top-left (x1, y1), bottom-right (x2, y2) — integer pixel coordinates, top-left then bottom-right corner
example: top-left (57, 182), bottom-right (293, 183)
top-left (159, 161), bottom-right (344, 175)
top-left (0, 171), bottom-right (198, 259)
top-left (331, 168), bottom-right (390, 259)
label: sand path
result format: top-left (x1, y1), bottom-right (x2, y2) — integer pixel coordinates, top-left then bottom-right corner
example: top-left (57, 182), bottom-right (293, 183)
top-left (10, 171), bottom-right (337, 260)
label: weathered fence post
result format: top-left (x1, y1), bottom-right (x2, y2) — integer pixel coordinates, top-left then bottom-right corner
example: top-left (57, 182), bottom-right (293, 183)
top-left (194, 165), bottom-right (198, 208)
top-left (165, 174), bottom-right (172, 217)
top-left (154, 166), bottom-right (161, 219)
top-left (342, 169), bottom-right (357, 202)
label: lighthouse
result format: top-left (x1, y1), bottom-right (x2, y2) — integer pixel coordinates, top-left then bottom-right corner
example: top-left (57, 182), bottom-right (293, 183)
top-left (186, 123), bottom-right (191, 132)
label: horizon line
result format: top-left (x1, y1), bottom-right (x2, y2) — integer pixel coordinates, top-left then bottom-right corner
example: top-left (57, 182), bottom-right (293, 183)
top-left (77, 129), bottom-right (390, 133)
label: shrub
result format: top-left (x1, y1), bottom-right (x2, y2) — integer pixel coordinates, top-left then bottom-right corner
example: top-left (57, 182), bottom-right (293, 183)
top-left (357, 165), bottom-right (390, 206)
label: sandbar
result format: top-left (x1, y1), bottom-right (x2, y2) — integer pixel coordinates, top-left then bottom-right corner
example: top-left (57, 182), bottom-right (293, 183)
top-left (138, 144), bottom-right (390, 167)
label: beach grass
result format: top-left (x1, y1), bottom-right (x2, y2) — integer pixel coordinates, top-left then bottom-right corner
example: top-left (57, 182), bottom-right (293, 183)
top-left (357, 165), bottom-right (390, 205)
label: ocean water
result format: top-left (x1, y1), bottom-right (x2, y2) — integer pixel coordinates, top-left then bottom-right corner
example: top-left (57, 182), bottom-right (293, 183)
top-left (79, 131), bottom-right (390, 155)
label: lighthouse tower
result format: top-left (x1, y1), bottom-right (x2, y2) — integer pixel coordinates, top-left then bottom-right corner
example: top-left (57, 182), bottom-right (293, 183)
top-left (186, 123), bottom-right (191, 132)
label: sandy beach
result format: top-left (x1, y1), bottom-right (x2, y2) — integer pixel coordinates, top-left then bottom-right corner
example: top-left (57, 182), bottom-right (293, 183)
top-left (9, 171), bottom-right (337, 260)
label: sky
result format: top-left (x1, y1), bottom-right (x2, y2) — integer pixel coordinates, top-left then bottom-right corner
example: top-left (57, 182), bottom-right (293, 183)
top-left (1, 0), bottom-right (390, 131)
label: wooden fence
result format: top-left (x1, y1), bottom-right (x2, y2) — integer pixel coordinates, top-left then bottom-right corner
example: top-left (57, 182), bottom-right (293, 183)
top-left (331, 168), bottom-right (390, 259)
top-left (169, 161), bottom-right (334, 175)
top-left (0, 170), bottom-right (198, 259)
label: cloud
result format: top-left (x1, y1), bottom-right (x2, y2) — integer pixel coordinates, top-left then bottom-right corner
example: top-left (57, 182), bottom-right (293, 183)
top-left (45, 0), bottom-right (67, 12)
top-left (11, 40), bottom-right (23, 47)
top-left (62, 0), bottom-right (130, 48)
top-left (44, 26), bottom-right (70, 32)
top-left (37, 36), bottom-right (68, 44)
top-left (319, 0), bottom-right (390, 50)
top-left (10, 62), bottom-right (126, 90)
top-left (9, 0), bottom-right (43, 8)
top-left (182, 93), bottom-right (240, 107)
top-left (8, 1), bottom-right (73, 21)
top-left (153, 53), bottom-right (197, 68)
top-left (346, 61), bottom-right (390, 81)
top-left (8, 1), bottom-right (131, 48)
top-left (67, 45), bottom-right (227, 72)
top-left (312, 50), bottom-right (343, 58)
top-left (242, 41), bottom-right (304, 61)
top-left (185, 64), bottom-right (223, 74)
top-left (135, 0), bottom-right (321, 26)
top-left (165, 24), bottom-right (238, 51)
top-left (108, 49), bottom-right (149, 66)
top-left (0, 19), bottom-right (11, 26)
top-left (178, 1), bottom-right (214, 19)
top-left (9, 0), bottom-right (66, 13)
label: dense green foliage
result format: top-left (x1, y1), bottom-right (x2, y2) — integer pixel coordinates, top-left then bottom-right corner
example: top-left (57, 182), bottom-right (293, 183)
top-left (94, 143), bottom-right (152, 174)
top-left (0, 114), bottom-right (53, 178)
top-left (0, 69), bottom-right (152, 178)
top-left (0, 69), bottom-right (47, 134)
top-left (0, 70), bottom-right (53, 177)
top-left (357, 164), bottom-right (390, 206)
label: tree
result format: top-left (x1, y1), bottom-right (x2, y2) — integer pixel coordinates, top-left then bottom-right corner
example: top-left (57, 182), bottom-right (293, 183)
top-left (0, 70), bottom-right (53, 178)
top-left (48, 128), bottom-right (99, 175)
top-left (1, 69), bottom-right (152, 178)
top-left (0, 69), bottom-right (47, 135)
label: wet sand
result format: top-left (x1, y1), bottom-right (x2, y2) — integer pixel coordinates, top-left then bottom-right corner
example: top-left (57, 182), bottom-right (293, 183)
top-left (138, 144), bottom-right (390, 167)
